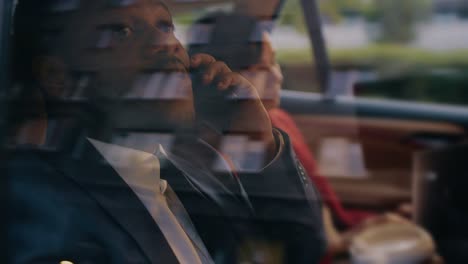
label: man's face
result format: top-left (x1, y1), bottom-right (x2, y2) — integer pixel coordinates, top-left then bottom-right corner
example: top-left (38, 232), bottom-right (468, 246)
top-left (43, 0), bottom-right (194, 128)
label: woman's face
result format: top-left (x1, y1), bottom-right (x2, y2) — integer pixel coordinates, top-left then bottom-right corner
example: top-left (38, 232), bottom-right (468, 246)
top-left (240, 33), bottom-right (283, 110)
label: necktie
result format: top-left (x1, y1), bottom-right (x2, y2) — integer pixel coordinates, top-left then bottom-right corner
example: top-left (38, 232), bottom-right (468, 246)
top-left (163, 182), bottom-right (214, 264)
top-left (152, 181), bottom-right (206, 264)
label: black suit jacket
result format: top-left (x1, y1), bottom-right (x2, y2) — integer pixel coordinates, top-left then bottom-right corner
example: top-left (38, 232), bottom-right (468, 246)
top-left (5, 130), bottom-right (325, 263)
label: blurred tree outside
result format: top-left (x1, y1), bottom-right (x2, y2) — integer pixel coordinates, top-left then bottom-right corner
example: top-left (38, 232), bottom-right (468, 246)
top-left (370, 0), bottom-right (432, 43)
top-left (280, 0), bottom-right (432, 43)
top-left (279, 0), bottom-right (307, 32)
top-left (320, 0), bottom-right (374, 22)
top-left (279, 0), bottom-right (371, 30)
top-left (460, 0), bottom-right (468, 17)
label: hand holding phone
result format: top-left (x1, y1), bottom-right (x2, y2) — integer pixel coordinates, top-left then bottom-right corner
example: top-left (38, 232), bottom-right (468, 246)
top-left (189, 53), bottom-right (276, 161)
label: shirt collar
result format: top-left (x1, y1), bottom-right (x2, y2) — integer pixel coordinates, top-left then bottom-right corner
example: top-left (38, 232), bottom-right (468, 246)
top-left (87, 138), bottom-right (166, 194)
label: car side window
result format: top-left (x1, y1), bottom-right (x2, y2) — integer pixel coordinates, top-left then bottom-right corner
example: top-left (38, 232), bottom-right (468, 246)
top-left (316, 0), bottom-right (468, 106)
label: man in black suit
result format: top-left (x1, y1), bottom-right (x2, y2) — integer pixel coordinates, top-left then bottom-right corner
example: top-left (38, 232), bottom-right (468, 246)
top-left (5, 0), bottom-right (326, 263)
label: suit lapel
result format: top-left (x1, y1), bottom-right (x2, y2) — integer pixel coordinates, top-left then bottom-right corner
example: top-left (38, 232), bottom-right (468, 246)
top-left (160, 144), bottom-right (254, 218)
top-left (60, 140), bottom-right (178, 264)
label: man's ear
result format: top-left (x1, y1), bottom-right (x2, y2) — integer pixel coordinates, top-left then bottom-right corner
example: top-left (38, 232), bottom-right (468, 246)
top-left (32, 56), bottom-right (69, 98)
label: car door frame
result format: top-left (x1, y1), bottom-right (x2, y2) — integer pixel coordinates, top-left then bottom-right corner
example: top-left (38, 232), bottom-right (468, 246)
top-left (0, 0), bottom-right (13, 145)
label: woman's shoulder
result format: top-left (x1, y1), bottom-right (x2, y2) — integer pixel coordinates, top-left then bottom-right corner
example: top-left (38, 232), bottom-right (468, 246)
top-left (268, 108), bottom-right (295, 125)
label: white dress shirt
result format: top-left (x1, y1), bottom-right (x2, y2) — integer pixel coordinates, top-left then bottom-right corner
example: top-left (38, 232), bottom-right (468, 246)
top-left (88, 138), bottom-right (213, 264)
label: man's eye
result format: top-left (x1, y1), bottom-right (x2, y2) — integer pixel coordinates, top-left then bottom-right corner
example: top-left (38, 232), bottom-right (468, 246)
top-left (112, 25), bottom-right (133, 38)
top-left (156, 22), bottom-right (174, 33)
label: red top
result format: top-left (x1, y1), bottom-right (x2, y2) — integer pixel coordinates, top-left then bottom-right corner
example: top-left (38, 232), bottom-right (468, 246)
top-left (269, 108), bottom-right (373, 228)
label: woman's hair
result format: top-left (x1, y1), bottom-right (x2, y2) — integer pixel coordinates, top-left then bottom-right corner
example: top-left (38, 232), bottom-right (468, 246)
top-left (188, 11), bottom-right (269, 71)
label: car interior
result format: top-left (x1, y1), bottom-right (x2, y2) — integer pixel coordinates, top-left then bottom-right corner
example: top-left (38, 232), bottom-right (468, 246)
top-left (2, 0), bottom-right (468, 263)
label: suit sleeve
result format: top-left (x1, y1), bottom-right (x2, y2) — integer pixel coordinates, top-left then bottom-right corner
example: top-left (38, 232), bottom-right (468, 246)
top-left (239, 129), bottom-right (327, 263)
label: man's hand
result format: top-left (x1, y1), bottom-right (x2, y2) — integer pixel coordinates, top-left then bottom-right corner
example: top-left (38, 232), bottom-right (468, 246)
top-left (190, 53), bottom-right (276, 162)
